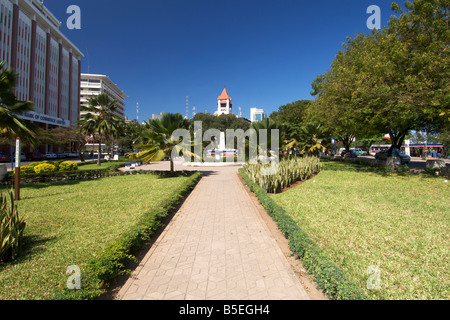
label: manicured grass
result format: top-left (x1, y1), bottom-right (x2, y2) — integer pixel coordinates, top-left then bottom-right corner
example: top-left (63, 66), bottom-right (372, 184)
top-left (271, 160), bottom-right (449, 300)
top-left (77, 160), bottom-right (128, 170)
top-left (0, 173), bottom-right (196, 299)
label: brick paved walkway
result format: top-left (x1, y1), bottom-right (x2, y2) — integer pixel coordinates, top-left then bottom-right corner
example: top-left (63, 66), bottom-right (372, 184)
top-left (116, 164), bottom-right (309, 300)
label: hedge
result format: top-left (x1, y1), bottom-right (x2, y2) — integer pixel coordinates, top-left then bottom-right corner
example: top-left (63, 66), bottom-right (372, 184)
top-left (1, 162), bottom-right (126, 185)
top-left (239, 168), bottom-right (368, 300)
top-left (53, 170), bottom-right (202, 300)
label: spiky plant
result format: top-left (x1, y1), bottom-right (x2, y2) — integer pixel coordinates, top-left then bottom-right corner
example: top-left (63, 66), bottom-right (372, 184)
top-left (0, 190), bottom-right (26, 262)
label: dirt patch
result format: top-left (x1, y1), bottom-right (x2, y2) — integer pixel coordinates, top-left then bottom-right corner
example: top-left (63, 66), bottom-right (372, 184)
top-left (237, 173), bottom-right (328, 300)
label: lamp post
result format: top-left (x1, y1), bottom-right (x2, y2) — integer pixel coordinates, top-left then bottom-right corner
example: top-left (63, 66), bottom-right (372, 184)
top-left (14, 137), bottom-right (21, 201)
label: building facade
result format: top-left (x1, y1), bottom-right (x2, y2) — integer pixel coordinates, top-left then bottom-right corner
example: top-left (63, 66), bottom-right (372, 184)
top-left (250, 107), bottom-right (267, 122)
top-left (80, 73), bottom-right (127, 120)
top-left (0, 0), bottom-right (83, 133)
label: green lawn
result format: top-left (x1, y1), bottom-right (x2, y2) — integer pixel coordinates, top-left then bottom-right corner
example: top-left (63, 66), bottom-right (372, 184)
top-left (271, 160), bottom-right (449, 300)
top-left (77, 160), bottom-right (128, 170)
top-left (0, 173), bottom-right (194, 299)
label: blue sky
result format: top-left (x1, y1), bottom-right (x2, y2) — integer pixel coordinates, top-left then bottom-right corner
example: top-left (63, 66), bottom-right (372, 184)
top-left (44, 0), bottom-right (396, 122)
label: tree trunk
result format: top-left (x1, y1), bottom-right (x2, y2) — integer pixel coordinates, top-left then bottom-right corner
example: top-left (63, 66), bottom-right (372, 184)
top-left (388, 130), bottom-right (408, 155)
top-left (341, 134), bottom-right (354, 153)
top-left (170, 158), bottom-right (174, 175)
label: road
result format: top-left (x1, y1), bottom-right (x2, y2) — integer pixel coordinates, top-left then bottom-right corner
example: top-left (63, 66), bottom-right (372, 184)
top-left (357, 155), bottom-right (450, 170)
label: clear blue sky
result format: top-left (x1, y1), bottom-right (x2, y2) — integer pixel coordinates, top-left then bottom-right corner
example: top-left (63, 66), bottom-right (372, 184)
top-left (44, 0), bottom-right (396, 122)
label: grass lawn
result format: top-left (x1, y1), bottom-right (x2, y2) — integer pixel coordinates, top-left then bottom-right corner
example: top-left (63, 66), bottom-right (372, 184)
top-left (77, 160), bottom-right (128, 170)
top-left (271, 160), bottom-right (449, 300)
top-left (0, 173), bottom-right (194, 299)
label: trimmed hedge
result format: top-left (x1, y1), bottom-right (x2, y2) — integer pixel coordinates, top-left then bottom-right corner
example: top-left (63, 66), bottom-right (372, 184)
top-left (1, 162), bottom-right (127, 185)
top-left (53, 170), bottom-right (202, 300)
top-left (239, 168), bottom-right (367, 300)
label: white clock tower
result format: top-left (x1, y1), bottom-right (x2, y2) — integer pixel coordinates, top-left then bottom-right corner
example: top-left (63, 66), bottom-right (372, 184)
top-left (214, 88), bottom-right (232, 116)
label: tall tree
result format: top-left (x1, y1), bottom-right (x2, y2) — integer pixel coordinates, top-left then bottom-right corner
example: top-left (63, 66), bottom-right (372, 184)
top-left (310, 0), bottom-right (449, 155)
top-left (77, 93), bottom-right (123, 166)
top-left (270, 100), bottom-right (310, 129)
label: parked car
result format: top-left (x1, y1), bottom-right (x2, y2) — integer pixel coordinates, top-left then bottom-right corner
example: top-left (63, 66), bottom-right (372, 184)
top-left (56, 152), bottom-right (67, 159)
top-left (13, 152), bottom-right (26, 161)
top-left (350, 148), bottom-right (365, 155)
top-left (64, 151), bottom-right (79, 158)
top-left (26, 151), bottom-right (43, 161)
top-left (375, 150), bottom-right (410, 164)
top-left (43, 152), bottom-right (57, 159)
top-left (341, 150), bottom-right (358, 158)
top-left (0, 153), bottom-right (11, 162)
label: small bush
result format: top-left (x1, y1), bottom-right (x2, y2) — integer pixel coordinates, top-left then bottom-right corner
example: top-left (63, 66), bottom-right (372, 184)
top-left (34, 163), bottom-right (57, 174)
top-left (0, 190), bottom-right (26, 262)
top-left (27, 162), bottom-right (41, 168)
top-left (59, 161), bottom-right (78, 171)
top-left (18, 165), bottom-right (35, 174)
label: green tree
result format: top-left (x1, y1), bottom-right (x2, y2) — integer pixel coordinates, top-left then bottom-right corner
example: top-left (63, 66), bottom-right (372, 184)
top-left (136, 113), bottom-right (190, 174)
top-left (310, 0), bottom-right (449, 155)
top-left (0, 61), bottom-right (37, 145)
top-left (250, 118), bottom-right (285, 157)
top-left (77, 93), bottom-right (123, 166)
top-left (118, 120), bottom-right (144, 151)
top-left (270, 100), bottom-right (310, 129)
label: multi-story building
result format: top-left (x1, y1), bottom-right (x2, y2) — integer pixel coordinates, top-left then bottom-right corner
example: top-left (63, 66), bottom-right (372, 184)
top-left (80, 73), bottom-right (127, 120)
top-left (0, 0), bottom-right (83, 151)
top-left (250, 107), bottom-right (267, 122)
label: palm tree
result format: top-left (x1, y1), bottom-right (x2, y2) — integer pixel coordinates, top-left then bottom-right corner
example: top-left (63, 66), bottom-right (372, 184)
top-left (0, 61), bottom-right (37, 145)
top-left (136, 113), bottom-right (190, 175)
top-left (249, 118), bottom-right (284, 159)
top-left (77, 93), bottom-right (123, 166)
top-left (297, 123), bottom-right (330, 156)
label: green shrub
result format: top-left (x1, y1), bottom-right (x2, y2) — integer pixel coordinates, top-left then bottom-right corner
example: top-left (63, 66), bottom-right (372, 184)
top-left (124, 152), bottom-right (137, 160)
top-left (0, 190), bottom-right (26, 262)
top-left (34, 163), bottom-right (57, 174)
top-left (59, 161), bottom-right (78, 171)
top-left (243, 156), bottom-right (321, 193)
top-left (239, 168), bottom-right (367, 300)
top-left (18, 165), bottom-right (35, 174)
top-left (27, 162), bottom-right (41, 168)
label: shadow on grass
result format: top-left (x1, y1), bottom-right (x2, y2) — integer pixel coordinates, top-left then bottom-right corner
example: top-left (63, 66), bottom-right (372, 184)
top-left (152, 170), bottom-right (217, 179)
top-left (320, 159), bottom-right (420, 178)
top-left (0, 234), bottom-right (56, 272)
top-left (16, 179), bottom-right (83, 190)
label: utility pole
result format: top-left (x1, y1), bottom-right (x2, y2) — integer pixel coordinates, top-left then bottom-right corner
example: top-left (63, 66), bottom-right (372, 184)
top-left (185, 95), bottom-right (189, 119)
top-left (14, 138), bottom-right (21, 201)
top-left (136, 102), bottom-right (139, 123)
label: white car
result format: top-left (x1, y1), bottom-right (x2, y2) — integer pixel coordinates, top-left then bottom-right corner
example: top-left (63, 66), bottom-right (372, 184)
top-left (43, 152), bottom-right (57, 159)
top-left (64, 151), bottom-right (79, 158)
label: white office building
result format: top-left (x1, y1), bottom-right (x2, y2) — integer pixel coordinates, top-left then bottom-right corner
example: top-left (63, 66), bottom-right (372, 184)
top-left (0, 0), bottom-right (83, 154)
top-left (80, 73), bottom-right (127, 120)
top-left (0, 0), bottom-right (83, 128)
top-left (250, 107), bottom-right (267, 122)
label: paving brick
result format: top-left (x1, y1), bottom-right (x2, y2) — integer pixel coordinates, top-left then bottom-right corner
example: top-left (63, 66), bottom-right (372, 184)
top-left (116, 164), bottom-right (309, 300)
